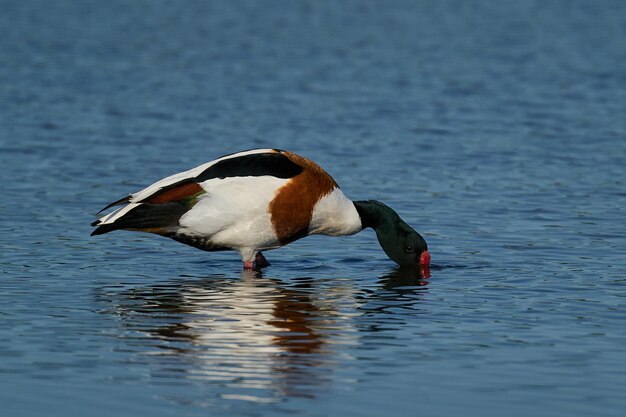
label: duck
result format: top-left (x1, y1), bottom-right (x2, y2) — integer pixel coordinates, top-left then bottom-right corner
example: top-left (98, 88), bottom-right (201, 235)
top-left (91, 148), bottom-right (430, 271)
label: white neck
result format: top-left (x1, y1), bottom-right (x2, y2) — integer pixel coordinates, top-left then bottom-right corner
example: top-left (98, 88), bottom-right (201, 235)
top-left (308, 188), bottom-right (362, 236)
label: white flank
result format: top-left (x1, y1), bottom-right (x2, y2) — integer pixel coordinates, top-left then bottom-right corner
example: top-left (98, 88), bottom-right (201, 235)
top-left (179, 175), bottom-right (289, 251)
top-left (309, 188), bottom-right (362, 236)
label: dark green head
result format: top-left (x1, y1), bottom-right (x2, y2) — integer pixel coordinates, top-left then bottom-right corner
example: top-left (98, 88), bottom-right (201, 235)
top-left (354, 200), bottom-right (430, 267)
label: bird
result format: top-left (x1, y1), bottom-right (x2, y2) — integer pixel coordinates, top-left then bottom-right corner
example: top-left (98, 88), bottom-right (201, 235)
top-left (91, 148), bottom-right (430, 271)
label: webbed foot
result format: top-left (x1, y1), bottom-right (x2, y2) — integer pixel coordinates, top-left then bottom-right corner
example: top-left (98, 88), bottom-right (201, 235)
top-left (242, 252), bottom-right (270, 270)
top-left (255, 252), bottom-right (271, 268)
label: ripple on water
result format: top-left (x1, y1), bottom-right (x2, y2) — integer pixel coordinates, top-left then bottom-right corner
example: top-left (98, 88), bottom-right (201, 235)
top-left (94, 272), bottom-right (366, 403)
top-left (2, 1), bottom-right (626, 416)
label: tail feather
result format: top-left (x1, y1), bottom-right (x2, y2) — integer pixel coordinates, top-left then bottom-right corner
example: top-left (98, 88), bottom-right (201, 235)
top-left (90, 202), bottom-right (189, 236)
top-left (97, 195), bottom-right (132, 213)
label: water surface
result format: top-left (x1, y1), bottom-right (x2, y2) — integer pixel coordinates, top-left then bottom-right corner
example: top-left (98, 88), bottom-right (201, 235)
top-left (1, 1), bottom-right (625, 416)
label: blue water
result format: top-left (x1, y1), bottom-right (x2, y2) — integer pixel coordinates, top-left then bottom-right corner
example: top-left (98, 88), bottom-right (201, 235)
top-left (1, 1), bottom-right (625, 416)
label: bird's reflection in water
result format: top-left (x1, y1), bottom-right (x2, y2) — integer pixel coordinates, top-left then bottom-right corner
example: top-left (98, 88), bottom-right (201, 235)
top-left (97, 270), bottom-right (359, 401)
top-left (379, 265), bottom-right (430, 291)
top-left (355, 266), bottom-right (430, 320)
top-left (96, 266), bottom-right (431, 403)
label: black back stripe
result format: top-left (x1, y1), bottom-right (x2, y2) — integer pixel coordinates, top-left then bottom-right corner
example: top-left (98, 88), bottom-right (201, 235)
top-left (194, 152), bottom-right (303, 182)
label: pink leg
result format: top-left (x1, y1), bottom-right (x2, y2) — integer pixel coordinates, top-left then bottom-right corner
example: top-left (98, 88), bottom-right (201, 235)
top-left (243, 252), bottom-right (270, 270)
top-left (242, 252), bottom-right (270, 270)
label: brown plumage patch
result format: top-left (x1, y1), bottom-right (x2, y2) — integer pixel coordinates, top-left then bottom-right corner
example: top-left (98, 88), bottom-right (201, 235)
top-left (269, 151), bottom-right (338, 243)
top-left (268, 291), bottom-right (324, 354)
top-left (147, 182), bottom-right (204, 204)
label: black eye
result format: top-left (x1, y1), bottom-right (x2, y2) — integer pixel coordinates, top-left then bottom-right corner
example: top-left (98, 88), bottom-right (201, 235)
top-left (404, 244), bottom-right (414, 254)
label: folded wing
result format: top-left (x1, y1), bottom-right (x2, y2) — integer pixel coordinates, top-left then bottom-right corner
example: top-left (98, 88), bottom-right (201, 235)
top-left (91, 149), bottom-right (303, 236)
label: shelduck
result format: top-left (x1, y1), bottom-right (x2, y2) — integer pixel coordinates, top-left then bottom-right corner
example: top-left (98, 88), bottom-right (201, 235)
top-left (91, 149), bottom-right (430, 271)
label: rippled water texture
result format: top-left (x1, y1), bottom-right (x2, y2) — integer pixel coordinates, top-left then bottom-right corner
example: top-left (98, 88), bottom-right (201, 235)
top-left (1, 1), bottom-right (625, 416)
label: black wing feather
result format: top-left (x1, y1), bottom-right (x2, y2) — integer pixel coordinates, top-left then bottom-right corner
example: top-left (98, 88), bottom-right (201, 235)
top-left (90, 202), bottom-right (188, 236)
top-left (194, 151), bottom-right (302, 182)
